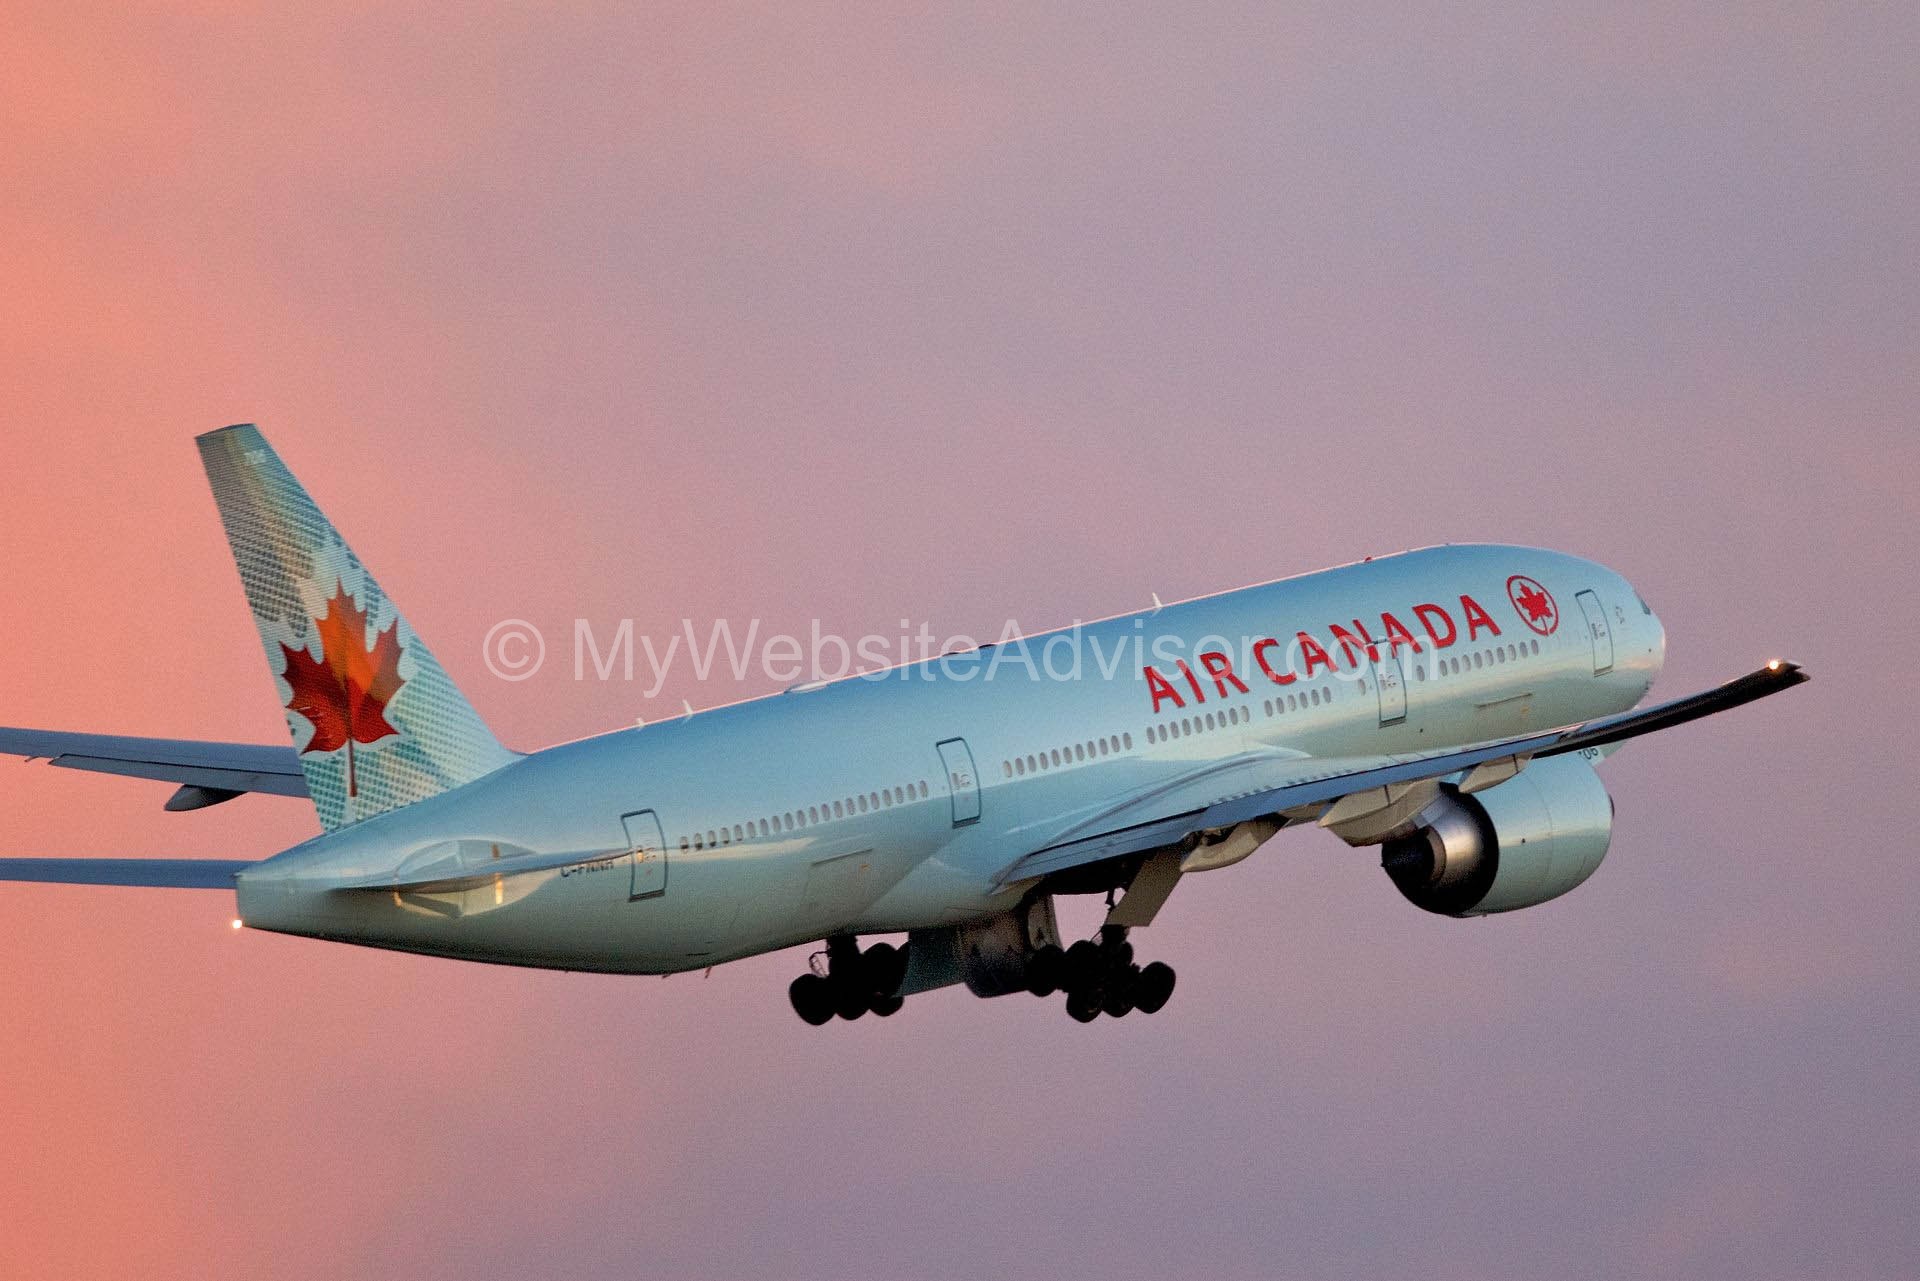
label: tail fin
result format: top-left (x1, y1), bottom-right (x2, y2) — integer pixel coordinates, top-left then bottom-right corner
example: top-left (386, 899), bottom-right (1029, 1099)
top-left (197, 424), bottom-right (515, 830)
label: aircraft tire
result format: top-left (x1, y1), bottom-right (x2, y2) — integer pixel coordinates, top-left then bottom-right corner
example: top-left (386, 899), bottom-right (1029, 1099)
top-left (1026, 944), bottom-right (1065, 997)
top-left (790, 973), bottom-right (835, 1026)
top-left (1134, 962), bottom-right (1176, 1014)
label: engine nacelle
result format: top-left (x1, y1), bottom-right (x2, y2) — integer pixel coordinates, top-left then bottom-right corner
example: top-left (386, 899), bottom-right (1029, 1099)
top-left (1381, 755), bottom-right (1613, 917)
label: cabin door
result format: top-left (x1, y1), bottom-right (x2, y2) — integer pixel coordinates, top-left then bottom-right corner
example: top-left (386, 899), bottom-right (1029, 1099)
top-left (1575, 590), bottom-right (1615, 675)
top-left (935, 738), bottom-right (982, 827)
top-left (1376, 649), bottom-right (1408, 726)
top-left (622, 809), bottom-right (668, 900)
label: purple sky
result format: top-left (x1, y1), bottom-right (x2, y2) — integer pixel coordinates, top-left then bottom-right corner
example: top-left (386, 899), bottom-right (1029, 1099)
top-left (1, 4), bottom-right (1915, 1278)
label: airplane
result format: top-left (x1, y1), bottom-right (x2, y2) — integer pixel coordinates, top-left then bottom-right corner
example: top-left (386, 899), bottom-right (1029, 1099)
top-left (0, 426), bottom-right (1806, 1023)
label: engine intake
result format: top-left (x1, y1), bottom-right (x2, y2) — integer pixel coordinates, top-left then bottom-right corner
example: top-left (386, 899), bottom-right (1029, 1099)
top-left (1382, 755), bottom-right (1613, 917)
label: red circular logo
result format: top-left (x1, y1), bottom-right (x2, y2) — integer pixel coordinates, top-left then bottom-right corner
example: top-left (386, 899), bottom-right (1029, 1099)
top-left (1506, 575), bottom-right (1559, 635)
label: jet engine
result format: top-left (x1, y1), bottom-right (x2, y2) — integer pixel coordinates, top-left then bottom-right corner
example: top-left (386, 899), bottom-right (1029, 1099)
top-left (1381, 754), bottom-right (1613, 917)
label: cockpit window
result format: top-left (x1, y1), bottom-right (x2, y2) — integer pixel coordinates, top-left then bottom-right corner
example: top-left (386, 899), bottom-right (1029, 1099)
top-left (1635, 591), bottom-right (1653, 616)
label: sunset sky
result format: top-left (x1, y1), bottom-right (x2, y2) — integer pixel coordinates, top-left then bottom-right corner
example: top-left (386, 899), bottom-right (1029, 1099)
top-left (2, 4), bottom-right (1916, 1279)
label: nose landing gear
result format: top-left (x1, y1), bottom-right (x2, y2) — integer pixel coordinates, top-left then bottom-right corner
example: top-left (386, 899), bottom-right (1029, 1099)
top-left (1025, 925), bottom-right (1175, 1022)
top-left (788, 935), bottom-right (909, 1024)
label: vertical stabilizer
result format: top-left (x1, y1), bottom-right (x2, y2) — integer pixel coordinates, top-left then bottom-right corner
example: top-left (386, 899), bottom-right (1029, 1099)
top-left (197, 425), bottom-right (515, 830)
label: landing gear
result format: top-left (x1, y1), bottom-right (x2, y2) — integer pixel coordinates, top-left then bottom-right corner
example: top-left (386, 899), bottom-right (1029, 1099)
top-left (788, 972), bottom-right (835, 1026)
top-left (1041, 925), bottom-right (1176, 1022)
top-left (788, 935), bottom-right (909, 1024)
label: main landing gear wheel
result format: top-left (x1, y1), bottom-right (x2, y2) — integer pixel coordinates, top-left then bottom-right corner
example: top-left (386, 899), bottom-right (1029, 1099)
top-left (788, 973), bottom-right (835, 1026)
top-left (788, 935), bottom-right (909, 1024)
top-left (1134, 961), bottom-right (1176, 1015)
top-left (1050, 925), bottom-right (1177, 1022)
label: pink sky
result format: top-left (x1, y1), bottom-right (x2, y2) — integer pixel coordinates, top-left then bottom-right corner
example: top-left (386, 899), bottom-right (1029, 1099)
top-left (2, 4), bottom-right (1916, 1278)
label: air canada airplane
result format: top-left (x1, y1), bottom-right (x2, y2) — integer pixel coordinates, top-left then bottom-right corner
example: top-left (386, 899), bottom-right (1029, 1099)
top-left (1, 427), bottom-right (1806, 1023)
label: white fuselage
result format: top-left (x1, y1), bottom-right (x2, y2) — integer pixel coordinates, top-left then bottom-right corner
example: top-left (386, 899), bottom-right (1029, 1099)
top-left (234, 544), bottom-right (1664, 971)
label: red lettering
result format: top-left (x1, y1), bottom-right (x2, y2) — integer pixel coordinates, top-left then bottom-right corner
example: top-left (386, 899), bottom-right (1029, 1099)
top-left (1297, 632), bottom-right (1335, 678)
top-left (1253, 637), bottom-right (1296, 685)
top-left (1177, 660), bottom-right (1208, 704)
top-left (1328, 620), bottom-right (1379, 669)
top-left (1380, 611), bottom-right (1420, 654)
top-left (1413, 603), bottom-right (1457, 648)
top-left (1198, 650), bottom-right (1250, 696)
top-left (1145, 665), bottom-right (1185, 712)
top-left (1460, 593), bottom-right (1502, 640)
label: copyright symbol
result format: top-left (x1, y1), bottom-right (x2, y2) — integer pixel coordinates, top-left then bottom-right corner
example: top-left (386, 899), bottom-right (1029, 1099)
top-left (483, 620), bottom-right (546, 682)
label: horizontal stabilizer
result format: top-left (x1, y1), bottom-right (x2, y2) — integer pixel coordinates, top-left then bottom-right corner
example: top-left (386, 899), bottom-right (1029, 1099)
top-left (0, 727), bottom-right (307, 801)
top-left (0, 859), bottom-right (256, 888)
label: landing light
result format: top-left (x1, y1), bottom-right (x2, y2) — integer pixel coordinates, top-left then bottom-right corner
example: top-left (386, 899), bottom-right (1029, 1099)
top-left (231, 918), bottom-right (243, 930)
top-left (1767, 659), bottom-right (1781, 671)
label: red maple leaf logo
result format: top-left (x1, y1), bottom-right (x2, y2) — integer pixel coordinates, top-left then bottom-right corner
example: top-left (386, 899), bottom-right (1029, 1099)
top-left (280, 581), bottom-right (404, 797)
top-left (1506, 574), bottom-right (1560, 635)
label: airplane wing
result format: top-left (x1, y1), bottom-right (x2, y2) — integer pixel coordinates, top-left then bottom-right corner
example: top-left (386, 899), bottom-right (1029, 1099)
top-left (0, 859), bottom-right (256, 888)
top-left (0, 727), bottom-right (307, 810)
top-left (994, 660), bottom-right (1807, 886)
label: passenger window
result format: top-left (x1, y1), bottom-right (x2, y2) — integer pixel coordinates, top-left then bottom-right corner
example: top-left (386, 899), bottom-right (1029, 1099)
top-left (1123, 733), bottom-right (1132, 749)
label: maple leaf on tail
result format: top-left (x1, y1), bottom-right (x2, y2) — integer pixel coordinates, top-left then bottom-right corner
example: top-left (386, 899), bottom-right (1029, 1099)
top-left (280, 581), bottom-right (405, 797)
